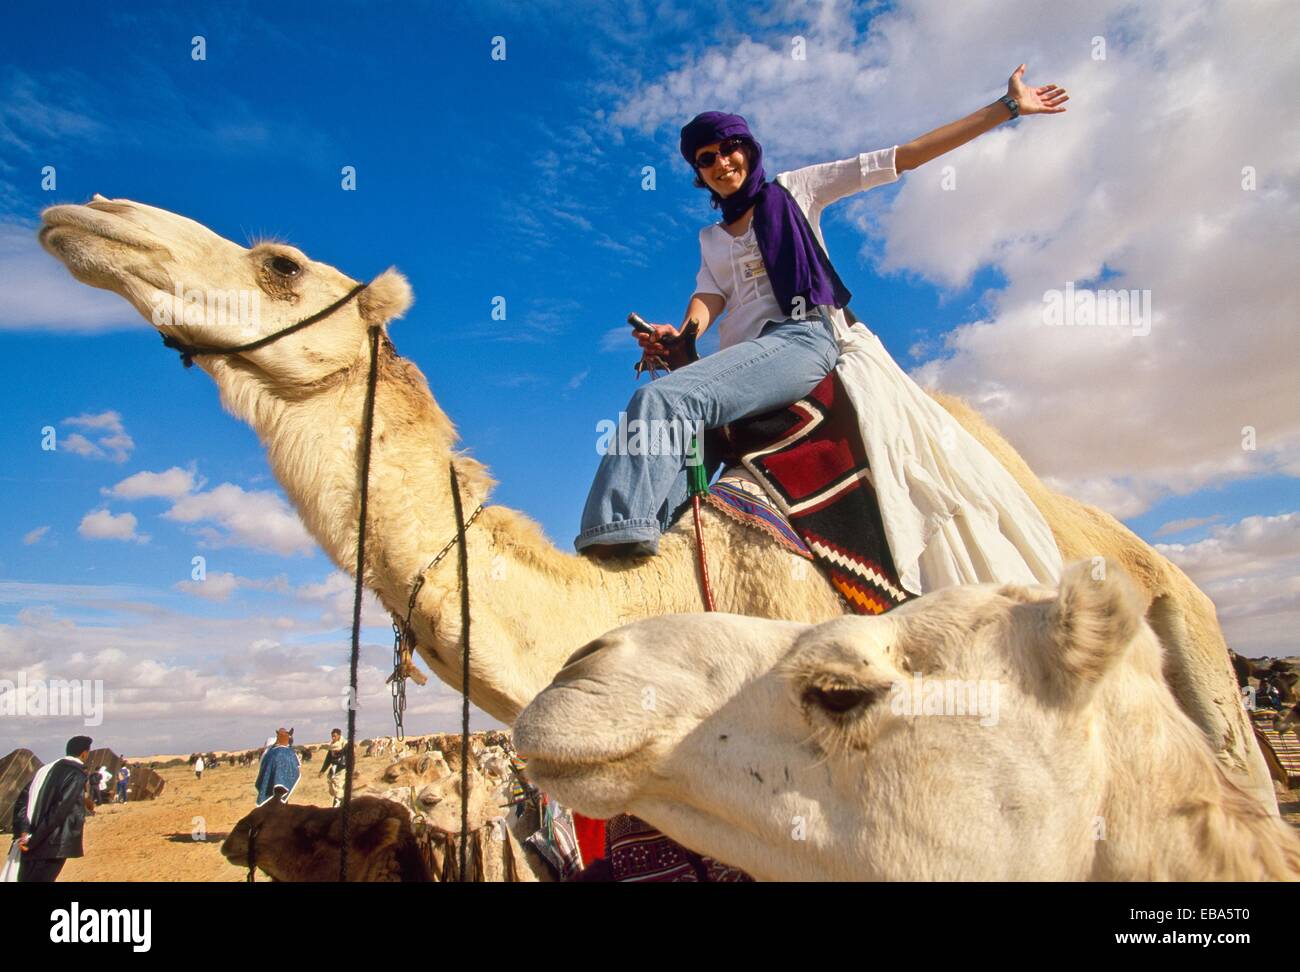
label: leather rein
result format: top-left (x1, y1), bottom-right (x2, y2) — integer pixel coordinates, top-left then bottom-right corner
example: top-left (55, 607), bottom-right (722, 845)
top-left (161, 282), bottom-right (479, 882)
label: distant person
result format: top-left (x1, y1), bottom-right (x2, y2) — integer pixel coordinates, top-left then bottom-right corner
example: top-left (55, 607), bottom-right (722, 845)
top-left (320, 728), bottom-right (348, 808)
top-left (3, 735), bottom-right (93, 882)
top-left (1259, 677), bottom-right (1283, 712)
top-left (255, 728), bottom-right (301, 806)
top-left (116, 764), bottom-right (131, 803)
top-left (93, 766), bottom-right (109, 805)
top-left (193, 755), bottom-right (205, 780)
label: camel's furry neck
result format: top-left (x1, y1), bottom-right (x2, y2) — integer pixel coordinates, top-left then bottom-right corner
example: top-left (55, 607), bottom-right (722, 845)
top-left (1092, 671), bottom-right (1300, 880)
top-left (195, 335), bottom-right (759, 722)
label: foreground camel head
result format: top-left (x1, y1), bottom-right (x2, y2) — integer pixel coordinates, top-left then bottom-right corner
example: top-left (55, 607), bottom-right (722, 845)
top-left (516, 558), bottom-right (1300, 881)
top-left (39, 196), bottom-right (412, 385)
top-left (220, 795), bottom-right (430, 881)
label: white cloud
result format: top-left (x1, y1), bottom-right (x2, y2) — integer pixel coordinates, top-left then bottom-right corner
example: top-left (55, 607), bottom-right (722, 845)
top-left (609, 0), bottom-right (1300, 518)
top-left (105, 466), bottom-right (198, 500)
top-left (78, 508), bottom-right (146, 543)
top-left (163, 483), bottom-right (316, 557)
top-left (174, 571), bottom-right (291, 602)
top-left (174, 571), bottom-right (240, 601)
top-left (0, 221), bottom-right (142, 332)
top-left (22, 525), bottom-right (49, 545)
top-left (1153, 515), bottom-right (1224, 539)
top-left (0, 599), bottom-right (483, 761)
top-left (296, 570), bottom-right (391, 630)
top-left (1157, 512), bottom-right (1300, 658)
top-left (60, 411), bottom-right (134, 462)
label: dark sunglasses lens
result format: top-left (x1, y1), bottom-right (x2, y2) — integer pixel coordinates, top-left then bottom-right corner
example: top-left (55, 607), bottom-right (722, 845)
top-left (696, 140), bottom-right (743, 169)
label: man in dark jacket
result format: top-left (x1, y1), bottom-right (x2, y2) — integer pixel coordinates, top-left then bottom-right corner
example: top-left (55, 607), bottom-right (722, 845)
top-left (9, 735), bottom-right (92, 882)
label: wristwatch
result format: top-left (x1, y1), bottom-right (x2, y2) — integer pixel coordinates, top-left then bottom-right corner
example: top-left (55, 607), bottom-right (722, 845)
top-left (998, 94), bottom-right (1020, 119)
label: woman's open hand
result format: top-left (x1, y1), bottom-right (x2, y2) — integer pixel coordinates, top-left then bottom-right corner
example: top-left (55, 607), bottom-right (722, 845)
top-left (634, 322), bottom-right (681, 360)
top-left (1008, 63), bottom-right (1068, 115)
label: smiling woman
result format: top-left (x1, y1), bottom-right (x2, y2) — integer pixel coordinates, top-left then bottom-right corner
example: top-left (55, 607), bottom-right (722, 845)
top-left (574, 77), bottom-right (1069, 587)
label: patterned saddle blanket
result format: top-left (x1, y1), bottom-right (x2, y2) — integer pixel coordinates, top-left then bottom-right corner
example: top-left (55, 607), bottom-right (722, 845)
top-left (697, 370), bottom-right (912, 615)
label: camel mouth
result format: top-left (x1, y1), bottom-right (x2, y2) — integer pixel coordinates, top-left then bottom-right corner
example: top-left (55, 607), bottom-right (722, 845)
top-left (515, 735), bottom-right (653, 787)
top-left (39, 201), bottom-right (164, 262)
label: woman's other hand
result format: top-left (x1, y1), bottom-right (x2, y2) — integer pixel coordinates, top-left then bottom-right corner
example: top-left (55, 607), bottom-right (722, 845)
top-left (634, 322), bottom-right (681, 359)
top-left (1008, 63), bottom-right (1068, 115)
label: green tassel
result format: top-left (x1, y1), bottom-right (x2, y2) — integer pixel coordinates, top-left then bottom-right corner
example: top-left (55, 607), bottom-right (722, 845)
top-left (687, 435), bottom-right (709, 496)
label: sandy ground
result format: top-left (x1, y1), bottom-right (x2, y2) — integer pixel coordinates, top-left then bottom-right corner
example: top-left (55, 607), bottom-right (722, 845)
top-left (57, 757), bottom-right (367, 882)
top-left (17, 760), bottom-right (1300, 881)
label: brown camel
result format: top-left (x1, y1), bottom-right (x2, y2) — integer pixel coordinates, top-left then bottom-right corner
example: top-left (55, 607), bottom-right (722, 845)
top-left (220, 796), bottom-right (431, 882)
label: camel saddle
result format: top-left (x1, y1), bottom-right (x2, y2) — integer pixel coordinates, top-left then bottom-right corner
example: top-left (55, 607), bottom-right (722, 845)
top-left (640, 337), bottom-right (912, 616)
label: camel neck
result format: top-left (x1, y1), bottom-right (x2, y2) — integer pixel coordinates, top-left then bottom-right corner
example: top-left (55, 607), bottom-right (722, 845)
top-left (201, 342), bottom-right (637, 720)
top-left (1090, 700), bottom-right (1300, 880)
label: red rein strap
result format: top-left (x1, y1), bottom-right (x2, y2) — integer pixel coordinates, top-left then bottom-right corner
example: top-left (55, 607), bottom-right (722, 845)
top-left (690, 494), bottom-right (716, 613)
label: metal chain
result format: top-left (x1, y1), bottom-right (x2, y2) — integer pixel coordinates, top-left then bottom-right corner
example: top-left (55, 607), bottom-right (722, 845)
top-left (388, 503), bottom-right (485, 741)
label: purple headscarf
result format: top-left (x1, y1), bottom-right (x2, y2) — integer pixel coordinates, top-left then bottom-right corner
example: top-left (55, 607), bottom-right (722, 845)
top-left (680, 111), bottom-right (852, 316)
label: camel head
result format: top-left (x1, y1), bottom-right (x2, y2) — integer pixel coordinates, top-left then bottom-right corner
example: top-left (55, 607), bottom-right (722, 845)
top-left (380, 752), bottom-right (453, 788)
top-left (515, 558), bottom-right (1197, 881)
top-left (39, 196), bottom-right (412, 385)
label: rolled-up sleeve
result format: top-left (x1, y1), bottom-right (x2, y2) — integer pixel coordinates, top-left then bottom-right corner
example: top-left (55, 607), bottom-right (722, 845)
top-left (782, 145), bottom-right (899, 212)
top-left (859, 145), bottom-right (898, 191)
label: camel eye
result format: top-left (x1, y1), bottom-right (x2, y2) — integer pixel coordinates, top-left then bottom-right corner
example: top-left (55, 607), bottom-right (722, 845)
top-left (803, 683), bottom-right (878, 715)
top-left (267, 255), bottom-right (302, 278)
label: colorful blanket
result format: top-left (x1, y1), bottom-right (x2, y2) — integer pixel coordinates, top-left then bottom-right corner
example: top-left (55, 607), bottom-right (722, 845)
top-left (703, 473), bottom-right (811, 558)
top-left (718, 370), bottom-right (912, 615)
top-left (593, 814), bottom-right (752, 882)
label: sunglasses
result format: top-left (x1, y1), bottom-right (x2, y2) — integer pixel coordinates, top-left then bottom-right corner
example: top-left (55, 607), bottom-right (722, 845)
top-left (694, 137), bottom-right (746, 170)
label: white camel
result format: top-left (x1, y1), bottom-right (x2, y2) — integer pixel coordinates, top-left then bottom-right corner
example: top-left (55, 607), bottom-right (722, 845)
top-left (515, 559), bottom-right (1300, 881)
top-left (37, 196), bottom-right (1272, 809)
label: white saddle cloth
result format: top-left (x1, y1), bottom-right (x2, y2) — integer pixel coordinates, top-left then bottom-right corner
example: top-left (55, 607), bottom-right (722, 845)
top-left (826, 317), bottom-right (1063, 596)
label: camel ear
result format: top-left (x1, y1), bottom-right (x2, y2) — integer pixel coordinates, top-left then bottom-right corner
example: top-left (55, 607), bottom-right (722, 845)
top-left (358, 268), bottom-right (413, 324)
top-left (1046, 558), bottom-right (1144, 686)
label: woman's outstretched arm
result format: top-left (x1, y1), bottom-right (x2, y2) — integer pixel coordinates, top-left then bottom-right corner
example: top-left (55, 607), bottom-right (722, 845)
top-left (895, 64), bottom-right (1068, 173)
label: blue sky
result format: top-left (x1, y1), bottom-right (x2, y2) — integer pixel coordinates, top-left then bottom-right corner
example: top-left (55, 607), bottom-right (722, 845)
top-left (1, 0), bottom-right (1296, 761)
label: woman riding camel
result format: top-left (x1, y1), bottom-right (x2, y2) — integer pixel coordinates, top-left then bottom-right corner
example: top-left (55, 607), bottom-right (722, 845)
top-left (576, 65), bottom-right (1068, 596)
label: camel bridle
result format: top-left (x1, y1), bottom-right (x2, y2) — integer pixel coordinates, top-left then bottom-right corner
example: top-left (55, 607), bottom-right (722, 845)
top-left (162, 280), bottom-right (480, 882)
top-left (159, 281), bottom-right (370, 368)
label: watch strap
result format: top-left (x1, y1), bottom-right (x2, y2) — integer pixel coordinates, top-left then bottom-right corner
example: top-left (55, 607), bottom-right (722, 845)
top-left (998, 94), bottom-right (1020, 119)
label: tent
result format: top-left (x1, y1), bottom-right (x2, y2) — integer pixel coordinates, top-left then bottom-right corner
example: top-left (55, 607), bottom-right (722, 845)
top-left (0, 749), bottom-right (43, 833)
top-left (85, 748), bottom-right (166, 802)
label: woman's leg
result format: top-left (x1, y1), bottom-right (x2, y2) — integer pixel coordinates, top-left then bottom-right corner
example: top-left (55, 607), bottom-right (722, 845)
top-left (575, 314), bottom-right (838, 553)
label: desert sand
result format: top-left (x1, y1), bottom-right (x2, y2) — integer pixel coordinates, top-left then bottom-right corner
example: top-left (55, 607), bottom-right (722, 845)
top-left (58, 754), bottom-right (377, 882)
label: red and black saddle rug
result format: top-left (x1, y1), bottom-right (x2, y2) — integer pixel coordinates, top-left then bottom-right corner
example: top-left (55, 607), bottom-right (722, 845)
top-left (709, 370), bottom-right (913, 615)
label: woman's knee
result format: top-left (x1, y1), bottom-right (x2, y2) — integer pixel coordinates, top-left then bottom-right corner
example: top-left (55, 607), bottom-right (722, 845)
top-left (628, 374), bottom-right (697, 419)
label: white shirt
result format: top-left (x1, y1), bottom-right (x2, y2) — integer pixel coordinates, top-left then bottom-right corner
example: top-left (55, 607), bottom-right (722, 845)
top-left (689, 145), bottom-right (1064, 596)
top-left (693, 146), bottom-right (899, 349)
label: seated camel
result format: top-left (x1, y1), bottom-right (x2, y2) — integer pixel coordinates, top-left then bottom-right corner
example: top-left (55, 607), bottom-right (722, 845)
top-left (220, 796), bottom-right (431, 882)
top-left (359, 752), bottom-right (553, 881)
top-left (515, 558), bottom-right (1300, 881)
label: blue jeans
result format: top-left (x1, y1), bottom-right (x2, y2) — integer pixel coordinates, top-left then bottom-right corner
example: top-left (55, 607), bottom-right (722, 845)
top-left (574, 312), bottom-right (839, 553)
